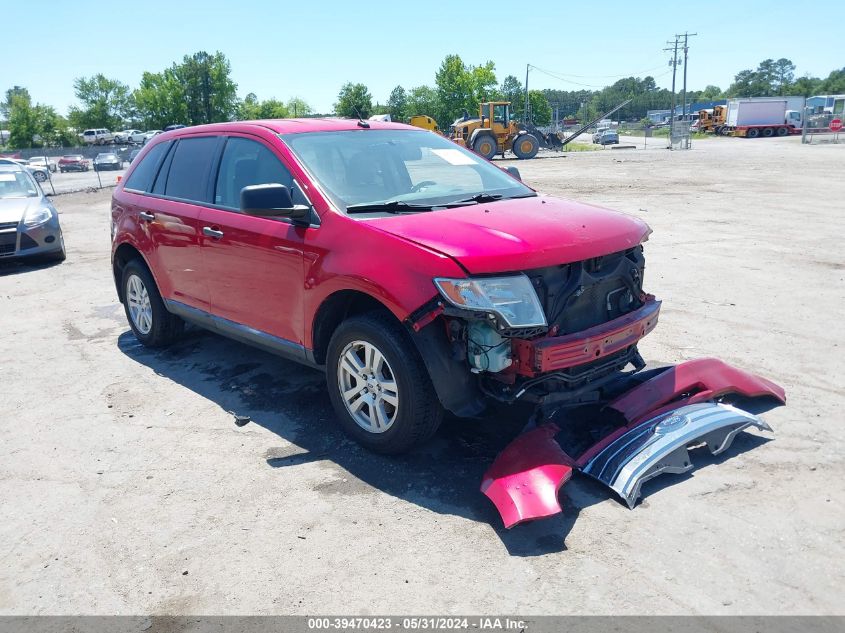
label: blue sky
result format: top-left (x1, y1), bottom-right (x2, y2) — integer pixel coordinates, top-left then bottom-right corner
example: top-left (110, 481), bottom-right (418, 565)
top-left (2, 0), bottom-right (841, 114)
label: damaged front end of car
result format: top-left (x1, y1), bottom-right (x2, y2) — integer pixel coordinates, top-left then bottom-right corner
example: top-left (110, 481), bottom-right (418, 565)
top-left (479, 360), bottom-right (785, 527)
top-left (408, 246), bottom-right (656, 417)
top-left (405, 245), bottom-right (785, 529)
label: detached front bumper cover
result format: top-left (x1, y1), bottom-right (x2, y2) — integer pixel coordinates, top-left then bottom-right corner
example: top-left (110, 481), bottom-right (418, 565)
top-left (580, 402), bottom-right (772, 508)
top-left (481, 359), bottom-right (783, 528)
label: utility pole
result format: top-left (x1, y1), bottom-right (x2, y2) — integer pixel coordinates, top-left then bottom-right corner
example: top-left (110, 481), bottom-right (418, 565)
top-left (524, 63), bottom-right (530, 123)
top-left (677, 32), bottom-right (697, 123)
top-left (664, 37), bottom-right (680, 147)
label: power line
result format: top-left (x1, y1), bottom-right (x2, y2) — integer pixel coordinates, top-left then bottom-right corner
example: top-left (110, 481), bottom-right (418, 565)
top-left (531, 64), bottom-right (673, 89)
top-left (529, 60), bottom-right (670, 81)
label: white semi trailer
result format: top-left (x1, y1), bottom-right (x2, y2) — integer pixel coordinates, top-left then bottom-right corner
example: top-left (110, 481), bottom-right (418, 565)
top-left (721, 97), bottom-right (805, 138)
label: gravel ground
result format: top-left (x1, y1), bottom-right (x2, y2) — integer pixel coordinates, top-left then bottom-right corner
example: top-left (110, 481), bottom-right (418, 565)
top-left (0, 135), bottom-right (843, 615)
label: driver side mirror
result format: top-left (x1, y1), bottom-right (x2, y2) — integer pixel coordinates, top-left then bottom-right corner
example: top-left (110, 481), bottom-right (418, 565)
top-left (240, 184), bottom-right (311, 223)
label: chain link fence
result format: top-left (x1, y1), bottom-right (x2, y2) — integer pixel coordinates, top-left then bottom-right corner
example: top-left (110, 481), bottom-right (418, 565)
top-left (802, 104), bottom-right (843, 144)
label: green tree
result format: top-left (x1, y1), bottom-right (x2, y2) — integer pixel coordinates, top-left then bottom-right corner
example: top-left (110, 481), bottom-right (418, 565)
top-left (527, 90), bottom-right (552, 126)
top-left (405, 86), bottom-right (439, 119)
top-left (470, 61), bottom-right (498, 105)
top-left (434, 54), bottom-right (498, 125)
top-left (175, 51), bottom-right (239, 125)
top-left (238, 93), bottom-right (261, 120)
top-left (727, 59), bottom-right (797, 97)
top-left (787, 75), bottom-right (823, 97)
top-left (1, 86), bottom-right (31, 120)
top-left (699, 85), bottom-right (724, 100)
top-left (68, 74), bottom-right (133, 131)
top-left (133, 52), bottom-right (238, 127)
top-left (773, 58), bottom-right (796, 94)
top-left (4, 89), bottom-right (74, 149)
top-left (821, 67), bottom-right (845, 93)
top-left (133, 68), bottom-right (188, 129)
top-left (286, 97), bottom-right (312, 117)
top-left (387, 85), bottom-right (408, 122)
top-left (500, 75), bottom-right (523, 113)
top-left (334, 82), bottom-right (373, 118)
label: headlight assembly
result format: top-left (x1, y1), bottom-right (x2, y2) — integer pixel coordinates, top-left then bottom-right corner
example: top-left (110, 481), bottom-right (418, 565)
top-left (23, 205), bottom-right (53, 228)
top-left (434, 274), bottom-right (547, 328)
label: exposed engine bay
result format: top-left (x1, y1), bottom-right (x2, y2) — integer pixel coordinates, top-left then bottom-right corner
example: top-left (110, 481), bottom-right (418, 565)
top-left (436, 246), bottom-right (653, 407)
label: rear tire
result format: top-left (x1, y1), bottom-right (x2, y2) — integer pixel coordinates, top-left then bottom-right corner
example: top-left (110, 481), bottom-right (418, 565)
top-left (472, 134), bottom-right (498, 160)
top-left (33, 171), bottom-right (47, 183)
top-left (776, 126), bottom-right (788, 137)
top-left (121, 259), bottom-right (183, 348)
top-left (762, 127), bottom-right (774, 137)
top-left (326, 313), bottom-right (443, 454)
top-left (747, 128), bottom-right (760, 138)
top-left (512, 133), bottom-right (539, 159)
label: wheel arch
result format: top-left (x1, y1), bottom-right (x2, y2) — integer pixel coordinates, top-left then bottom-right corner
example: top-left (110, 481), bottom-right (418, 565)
top-left (311, 289), bottom-right (397, 366)
top-left (310, 289), bottom-right (486, 417)
top-left (112, 242), bottom-right (152, 303)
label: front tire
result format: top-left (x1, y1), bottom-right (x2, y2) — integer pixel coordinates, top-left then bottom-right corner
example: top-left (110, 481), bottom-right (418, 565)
top-left (326, 313), bottom-right (443, 454)
top-left (121, 259), bottom-right (183, 347)
top-left (472, 134), bottom-right (498, 160)
top-left (512, 133), bottom-right (539, 159)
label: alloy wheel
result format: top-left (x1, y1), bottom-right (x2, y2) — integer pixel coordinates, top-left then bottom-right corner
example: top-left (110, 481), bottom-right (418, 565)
top-left (126, 274), bottom-right (153, 335)
top-left (337, 340), bottom-right (399, 433)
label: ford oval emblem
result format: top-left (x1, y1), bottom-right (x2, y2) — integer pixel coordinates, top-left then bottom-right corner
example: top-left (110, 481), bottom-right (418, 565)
top-left (655, 414), bottom-right (688, 434)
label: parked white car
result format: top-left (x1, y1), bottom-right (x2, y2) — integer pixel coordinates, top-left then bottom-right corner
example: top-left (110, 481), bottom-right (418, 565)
top-left (142, 130), bottom-right (162, 144)
top-left (114, 129), bottom-right (143, 143)
top-left (81, 128), bottom-right (115, 145)
top-left (129, 130), bottom-right (157, 144)
top-left (28, 156), bottom-right (58, 173)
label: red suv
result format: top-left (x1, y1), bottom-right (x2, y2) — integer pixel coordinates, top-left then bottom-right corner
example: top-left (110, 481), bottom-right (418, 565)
top-left (111, 119), bottom-right (657, 454)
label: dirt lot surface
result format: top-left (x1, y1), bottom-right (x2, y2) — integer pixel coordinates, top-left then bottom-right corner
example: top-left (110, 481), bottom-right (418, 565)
top-left (1, 135), bottom-right (843, 615)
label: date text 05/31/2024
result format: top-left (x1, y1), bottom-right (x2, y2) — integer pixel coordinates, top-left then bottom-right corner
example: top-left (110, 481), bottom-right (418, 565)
top-left (307, 617), bottom-right (528, 630)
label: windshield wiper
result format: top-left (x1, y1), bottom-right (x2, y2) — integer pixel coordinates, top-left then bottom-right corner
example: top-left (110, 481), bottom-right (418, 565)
top-left (346, 200), bottom-right (438, 214)
top-left (347, 199), bottom-right (474, 214)
top-left (450, 192), bottom-right (537, 205)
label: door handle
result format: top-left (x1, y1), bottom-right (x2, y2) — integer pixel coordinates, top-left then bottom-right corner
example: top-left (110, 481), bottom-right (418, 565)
top-left (203, 226), bottom-right (224, 239)
top-left (139, 211), bottom-right (155, 221)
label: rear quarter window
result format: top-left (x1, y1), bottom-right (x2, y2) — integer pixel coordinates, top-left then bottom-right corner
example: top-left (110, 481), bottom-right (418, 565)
top-left (164, 136), bottom-right (218, 202)
top-left (123, 141), bottom-right (171, 193)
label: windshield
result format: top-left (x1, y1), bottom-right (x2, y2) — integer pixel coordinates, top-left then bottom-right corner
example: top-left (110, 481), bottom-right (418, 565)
top-left (0, 171), bottom-right (39, 198)
top-left (281, 129), bottom-right (534, 214)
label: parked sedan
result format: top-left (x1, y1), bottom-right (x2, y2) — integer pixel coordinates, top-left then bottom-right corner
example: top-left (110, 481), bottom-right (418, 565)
top-left (28, 156), bottom-right (58, 172)
top-left (0, 158), bottom-right (49, 183)
top-left (58, 155), bottom-right (90, 172)
top-left (0, 164), bottom-right (65, 262)
top-left (114, 129), bottom-right (143, 143)
top-left (598, 129), bottom-right (619, 145)
top-left (129, 130), bottom-right (152, 144)
top-left (142, 130), bottom-right (162, 144)
top-left (93, 153), bottom-right (123, 171)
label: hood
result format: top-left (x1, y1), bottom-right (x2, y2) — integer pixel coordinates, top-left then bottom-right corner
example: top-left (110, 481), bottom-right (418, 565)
top-left (0, 197), bottom-right (40, 224)
top-left (365, 195), bottom-right (650, 274)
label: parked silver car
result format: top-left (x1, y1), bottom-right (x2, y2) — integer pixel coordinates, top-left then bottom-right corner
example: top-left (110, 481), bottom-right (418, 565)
top-left (28, 156), bottom-right (58, 172)
top-left (93, 152), bottom-right (122, 171)
top-left (0, 164), bottom-right (65, 262)
top-left (0, 158), bottom-right (49, 183)
top-left (598, 129), bottom-right (620, 145)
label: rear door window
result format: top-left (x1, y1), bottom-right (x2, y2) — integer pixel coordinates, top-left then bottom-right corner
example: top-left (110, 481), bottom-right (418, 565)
top-left (123, 141), bottom-right (171, 193)
top-left (213, 137), bottom-right (295, 210)
top-left (164, 136), bottom-right (218, 202)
